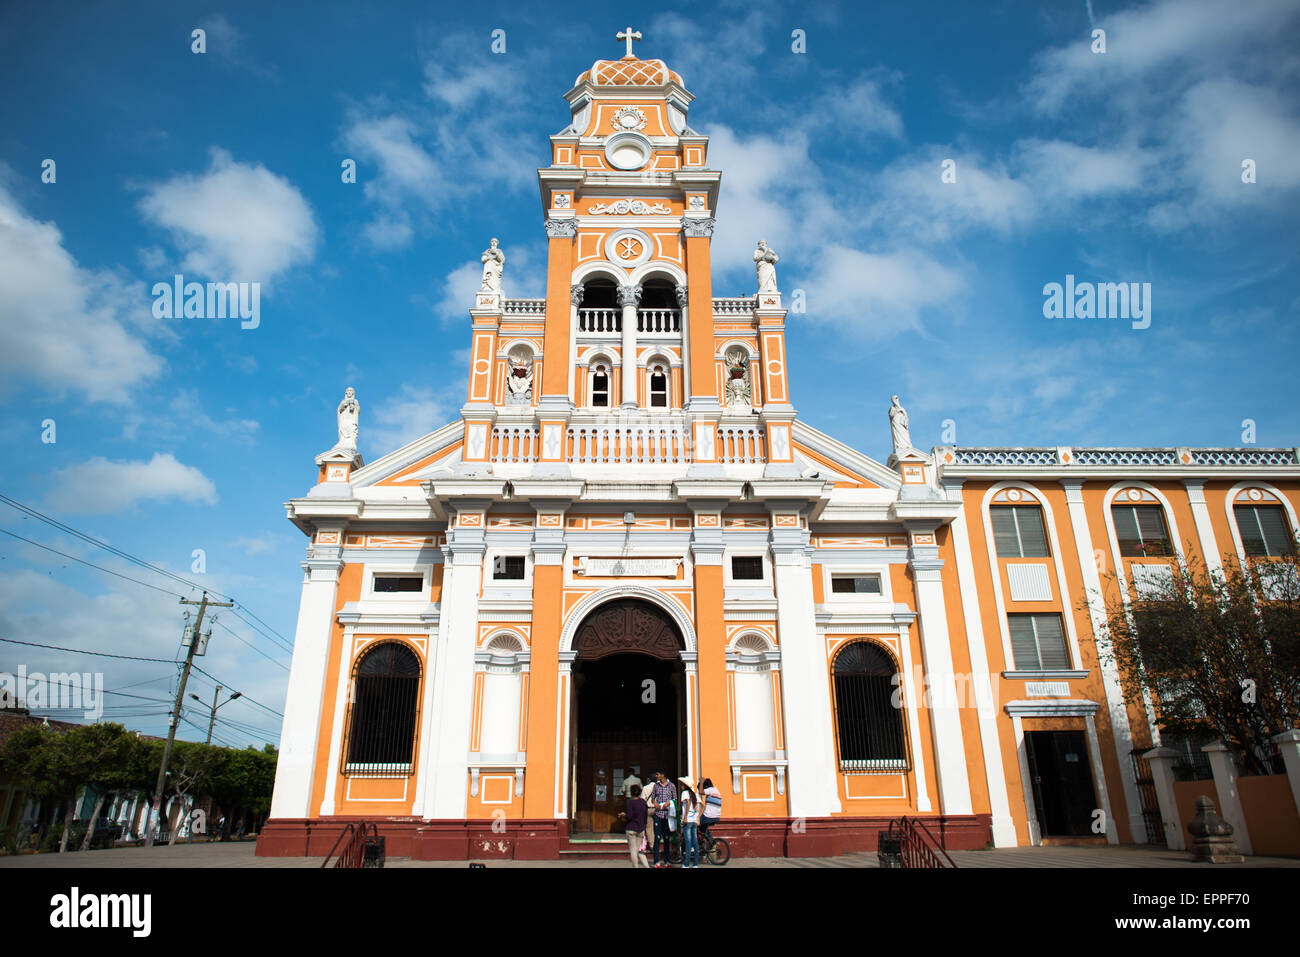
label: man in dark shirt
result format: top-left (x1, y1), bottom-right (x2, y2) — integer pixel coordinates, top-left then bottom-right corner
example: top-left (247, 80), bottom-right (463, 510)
top-left (621, 784), bottom-right (649, 867)
top-left (649, 769), bottom-right (677, 867)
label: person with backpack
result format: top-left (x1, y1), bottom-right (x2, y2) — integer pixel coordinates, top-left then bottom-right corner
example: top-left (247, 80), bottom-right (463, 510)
top-left (699, 777), bottom-right (722, 846)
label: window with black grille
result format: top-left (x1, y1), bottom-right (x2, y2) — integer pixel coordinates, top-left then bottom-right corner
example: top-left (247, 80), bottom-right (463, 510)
top-left (493, 555), bottom-right (526, 580)
top-left (1112, 504), bottom-right (1172, 557)
top-left (649, 367), bottom-right (668, 407)
top-left (832, 641), bottom-right (908, 771)
top-left (991, 505), bottom-right (1050, 558)
top-left (372, 574), bottom-right (424, 593)
top-left (730, 555), bottom-right (764, 580)
top-left (342, 642), bottom-right (421, 776)
top-left (591, 365), bottom-right (610, 407)
top-left (1235, 504), bottom-right (1294, 557)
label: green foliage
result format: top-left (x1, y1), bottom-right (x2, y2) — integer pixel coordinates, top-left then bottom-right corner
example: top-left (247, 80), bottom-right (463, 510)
top-left (1094, 550), bottom-right (1300, 775)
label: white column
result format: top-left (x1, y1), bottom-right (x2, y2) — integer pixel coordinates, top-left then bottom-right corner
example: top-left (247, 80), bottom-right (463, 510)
top-left (771, 531), bottom-right (841, 817)
top-left (1143, 746), bottom-right (1186, 850)
top-left (1272, 729), bottom-right (1300, 823)
top-left (1184, 479), bottom-right (1223, 574)
top-left (569, 284), bottom-right (582, 401)
top-left (617, 283), bottom-right (640, 408)
top-left (908, 541), bottom-right (974, 816)
top-left (1061, 479), bottom-right (1144, 842)
top-left (422, 523), bottom-right (486, 819)
top-left (1203, 740), bottom-right (1252, 854)
top-left (944, 487), bottom-right (1017, 845)
top-left (675, 284), bottom-right (690, 403)
top-left (269, 546), bottom-right (344, 819)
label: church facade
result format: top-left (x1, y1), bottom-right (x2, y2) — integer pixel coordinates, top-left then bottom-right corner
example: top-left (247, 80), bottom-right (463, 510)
top-left (256, 41), bottom-right (1300, 859)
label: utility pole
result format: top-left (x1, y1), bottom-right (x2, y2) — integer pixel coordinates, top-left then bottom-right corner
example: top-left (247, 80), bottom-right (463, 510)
top-left (205, 686), bottom-right (221, 745)
top-left (144, 591), bottom-right (232, 849)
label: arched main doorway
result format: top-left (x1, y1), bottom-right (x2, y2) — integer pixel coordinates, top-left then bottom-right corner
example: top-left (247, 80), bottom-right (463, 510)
top-left (570, 598), bottom-right (688, 835)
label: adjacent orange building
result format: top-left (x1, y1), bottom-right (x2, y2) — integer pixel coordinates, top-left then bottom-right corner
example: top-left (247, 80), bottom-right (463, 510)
top-left (256, 38), bottom-right (1300, 859)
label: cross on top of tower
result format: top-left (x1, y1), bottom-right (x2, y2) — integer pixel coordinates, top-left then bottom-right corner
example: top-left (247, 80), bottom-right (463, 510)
top-left (616, 27), bottom-right (642, 58)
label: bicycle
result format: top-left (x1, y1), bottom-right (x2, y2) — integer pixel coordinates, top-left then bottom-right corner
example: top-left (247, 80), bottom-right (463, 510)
top-left (667, 824), bottom-right (730, 866)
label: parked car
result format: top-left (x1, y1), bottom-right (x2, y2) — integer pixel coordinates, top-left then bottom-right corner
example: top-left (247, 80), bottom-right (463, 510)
top-left (81, 818), bottom-right (123, 849)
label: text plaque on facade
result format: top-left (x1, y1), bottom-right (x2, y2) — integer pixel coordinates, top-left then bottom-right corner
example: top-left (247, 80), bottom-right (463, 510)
top-left (1025, 681), bottom-right (1070, 697)
top-left (578, 557), bottom-right (681, 577)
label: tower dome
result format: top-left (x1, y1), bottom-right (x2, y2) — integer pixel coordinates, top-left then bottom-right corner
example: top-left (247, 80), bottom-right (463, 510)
top-left (574, 56), bottom-right (683, 88)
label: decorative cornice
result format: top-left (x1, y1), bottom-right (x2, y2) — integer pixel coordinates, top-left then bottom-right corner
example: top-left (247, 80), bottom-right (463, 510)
top-left (544, 218), bottom-right (578, 238)
top-left (589, 197), bottom-right (670, 215)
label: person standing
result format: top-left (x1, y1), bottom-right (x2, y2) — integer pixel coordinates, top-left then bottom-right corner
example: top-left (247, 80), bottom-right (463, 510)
top-left (620, 784), bottom-right (649, 868)
top-left (680, 786), bottom-right (700, 868)
top-left (649, 769), bottom-right (677, 868)
top-left (699, 777), bottom-right (722, 845)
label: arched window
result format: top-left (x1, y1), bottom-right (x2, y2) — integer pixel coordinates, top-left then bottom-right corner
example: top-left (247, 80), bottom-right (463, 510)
top-left (590, 361), bottom-right (610, 408)
top-left (832, 641), bottom-right (907, 771)
top-left (1235, 502), bottom-right (1295, 557)
top-left (343, 641), bottom-right (422, 776)
top-left (649, 361), bottom-right (668, 408)
top-left (1111, 501), bottom-right (1172, 557)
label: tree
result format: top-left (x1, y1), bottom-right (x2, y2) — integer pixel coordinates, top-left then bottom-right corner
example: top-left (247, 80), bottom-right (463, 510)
top-left (206, 745), bottom-right (277, 840)
top-left (1094, 550), bottom-right (1300, 775)
top-left (0, 722), bottom-right (136, 852)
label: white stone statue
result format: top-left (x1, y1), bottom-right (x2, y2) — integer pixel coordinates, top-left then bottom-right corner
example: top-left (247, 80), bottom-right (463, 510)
top-left (888, 394), bottom-right (913, 456)
top-left (754, 239), bottom-right (779, 293)
top-left (479, 238), bottom-right (505, 293)
top-left (337, 387), bottom-right (360, 450)
top-left (725, 349), bottom-right (751, 407)
top-left (506, 354), bottom-right (533, 404)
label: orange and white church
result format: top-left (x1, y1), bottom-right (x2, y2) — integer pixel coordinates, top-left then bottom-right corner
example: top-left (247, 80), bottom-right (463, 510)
top-left (257, 35), bottom-right (1300, 859)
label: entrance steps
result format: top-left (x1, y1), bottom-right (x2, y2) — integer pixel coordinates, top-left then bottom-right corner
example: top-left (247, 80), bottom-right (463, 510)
top-left (560, 832), bottom-right (632, 860)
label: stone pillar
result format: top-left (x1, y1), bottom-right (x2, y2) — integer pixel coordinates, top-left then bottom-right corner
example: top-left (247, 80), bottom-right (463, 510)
top-left (1272, 729), bottom-right (1300, 823)
top-left (422, 509), bottom-right (486, 819)
top-left (682, 217), bottom-right (716, 409)
top-left (770, 519), bottom-right (841, 822)
top-left (675, 284), bottom-right (691, 401)
top-left (1143, 746), bottom-right (1185, 850)
top-left (617, 283), bottom-right (641, 408)
top-left (1061, 479), bottom-right (1144, 842)
top-left (1183, 479), bottom-right (1224, 574)
top-left (268, 541), bottom-right (344, 819)
top-left (569, 284), bottom-right (583, 400)
top-left (522, 505), bottom-right (568, 821)
top-left (907, 536), bottom-right (974, 816)
top-left (690, 519), bottom-right (728, 799)
top-left (1203, 740), bottom-right (1252, 854)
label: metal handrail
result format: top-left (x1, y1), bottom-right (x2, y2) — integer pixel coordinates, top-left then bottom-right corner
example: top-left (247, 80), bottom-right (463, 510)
top-left (321, 821), bottom-right (378, 869)
top-left (888, 816), bottom-right (957, 868)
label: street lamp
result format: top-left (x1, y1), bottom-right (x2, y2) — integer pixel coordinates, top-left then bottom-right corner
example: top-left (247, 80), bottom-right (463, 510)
top-left (190, 687), bottom-right (243, 744)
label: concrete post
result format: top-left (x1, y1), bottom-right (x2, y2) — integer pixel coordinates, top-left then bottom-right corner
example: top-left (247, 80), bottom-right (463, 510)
top-left (1142, 746), bottom-right (1185, 850)
top-left (1203, 740), bottom-right (1252, 855)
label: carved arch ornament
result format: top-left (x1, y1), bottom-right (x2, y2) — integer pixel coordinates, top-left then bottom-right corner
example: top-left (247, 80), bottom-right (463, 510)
top-left (572, 598), bottom-right (684, 661)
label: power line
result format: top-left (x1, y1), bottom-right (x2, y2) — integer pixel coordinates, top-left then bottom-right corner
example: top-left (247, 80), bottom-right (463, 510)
top-left (0, 637), bottom-right (176, 664)
top-left (0, 494), bottom-right (296, 650)
top-left (190, 665), bottom-right (283, 718)
top-left (209, 618), bottom-right (290, 671)
top-left (0, 529), bottom-right (188, 598)
top-left (228, 606), bottom-right (294, 654)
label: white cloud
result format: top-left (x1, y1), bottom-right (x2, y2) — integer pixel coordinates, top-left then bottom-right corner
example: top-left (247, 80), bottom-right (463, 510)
top-left (368, 384), bottom-right (452, 452)
top-left (793, 246), bottom-right (966, 339)
top-left (1024, 0), bottom-right (1298, 115)
top-left (46, 453), bottom-right (218, 514)
top-left (233, 532), bottom-right (281, 556)
top-left (1175, 79), bottom-right (1300, 202)
top-left (138, 147), bottom-right (318, 283)
top-left (0, 185), bottom-right (164, 402)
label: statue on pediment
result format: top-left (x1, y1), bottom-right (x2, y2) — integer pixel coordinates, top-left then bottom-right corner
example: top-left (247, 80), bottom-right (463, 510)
top-left (480, 238), bottom-right (505, 293)
top-left (754, 239), bottom-right (779, 293)
top-left (337, 387), bottom-right (360, 451)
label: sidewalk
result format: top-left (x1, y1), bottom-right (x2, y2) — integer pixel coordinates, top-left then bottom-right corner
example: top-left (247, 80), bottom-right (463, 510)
top-left (1, 842), bottom-right (1297, 868)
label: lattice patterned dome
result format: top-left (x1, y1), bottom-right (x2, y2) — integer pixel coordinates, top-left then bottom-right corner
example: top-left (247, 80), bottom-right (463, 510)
top-left (575, 56), bottom-right (683, 88)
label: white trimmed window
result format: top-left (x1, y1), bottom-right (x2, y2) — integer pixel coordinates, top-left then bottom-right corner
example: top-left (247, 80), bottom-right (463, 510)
top-left (1234, 504), bottom-right (1294, 558)
top-left (1112, 504), bottom-right (1173, 558)
top-left (1007, 613), bottom-right (1070, 670)
top-left (991, 505), bottom-right (1050, 558)
top-left (830, 573), bottom-right (882, 596)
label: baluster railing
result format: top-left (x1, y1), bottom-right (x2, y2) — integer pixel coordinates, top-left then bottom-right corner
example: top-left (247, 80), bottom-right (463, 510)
top-left (578, 308), bottom-right (621, 333)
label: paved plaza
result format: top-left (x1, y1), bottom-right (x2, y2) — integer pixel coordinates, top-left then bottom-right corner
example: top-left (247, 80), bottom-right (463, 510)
top-left (1, 841), bottom-right (1296, 868)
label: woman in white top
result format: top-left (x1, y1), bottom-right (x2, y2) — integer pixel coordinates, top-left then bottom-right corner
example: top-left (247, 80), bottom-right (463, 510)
top-left (680, 787), bottom-right (701, 867)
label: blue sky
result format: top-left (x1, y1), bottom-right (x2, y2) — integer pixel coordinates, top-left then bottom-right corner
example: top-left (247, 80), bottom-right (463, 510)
top-left (1, 0), bottom-right (1297, 744)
